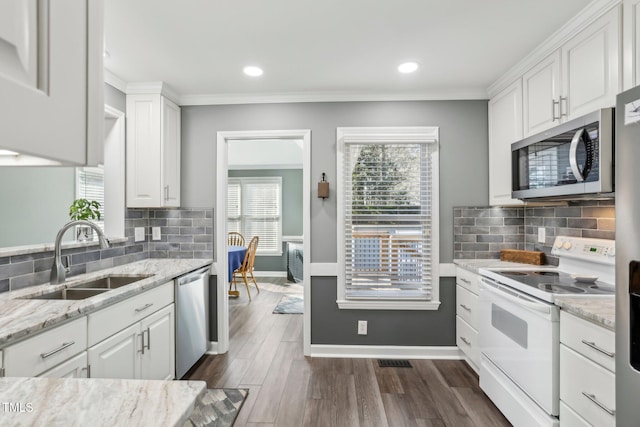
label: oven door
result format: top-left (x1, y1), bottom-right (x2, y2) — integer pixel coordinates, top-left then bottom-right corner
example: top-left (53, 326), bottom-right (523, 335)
top-left (479, 277), bottom-right (560, 416)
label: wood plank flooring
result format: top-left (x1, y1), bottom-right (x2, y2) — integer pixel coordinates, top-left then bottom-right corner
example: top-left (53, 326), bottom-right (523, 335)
top-left (184, 278), bottom-right (511, 427)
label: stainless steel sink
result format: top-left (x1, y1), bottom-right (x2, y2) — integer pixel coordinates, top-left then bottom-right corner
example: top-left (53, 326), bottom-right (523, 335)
top-left (23, 288), bottom-right (111, 300)
top-left (69, 274), bottom-right (153, 290)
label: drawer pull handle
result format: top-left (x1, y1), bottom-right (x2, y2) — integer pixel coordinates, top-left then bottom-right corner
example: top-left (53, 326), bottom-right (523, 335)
top-left (460, 304), bottom-right (471, 312)
top-left (459, 278), bottom-right (471, 284)
top-left (582, 392), bottom-right (615, 416)
top-left (40, 341), bottom-right (75, 359)
top-left (145, 327), bottom-right (151, 351)
top-left (139, 332), bottom-right (145, 355)
top-left (135, 303), bottom-right (154, 313)
top-left (581, 340), bottom-right (615, 358)
top-left (460, 336), bottom-right (471, 346)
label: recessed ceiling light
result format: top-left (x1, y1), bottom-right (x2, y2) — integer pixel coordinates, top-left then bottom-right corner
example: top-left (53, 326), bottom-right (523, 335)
top-left (398, 62), bottom-right (419, 74)
top-left (243, 66), bottom-right (263, 77)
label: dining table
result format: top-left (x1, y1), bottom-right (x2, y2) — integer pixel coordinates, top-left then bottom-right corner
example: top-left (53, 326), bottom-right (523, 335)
top-left (228, 245), bottom-right (247, 287)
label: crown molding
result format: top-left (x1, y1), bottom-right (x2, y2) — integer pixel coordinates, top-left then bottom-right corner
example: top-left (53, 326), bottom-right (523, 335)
top-left (487, 0), bottom-right (622, 97)
top-left (178, 88), bottom-right (488, 106)
top-left (125, 81), bottom-right (180, 104)
top-left (104, 69), bottom-right (127, 93)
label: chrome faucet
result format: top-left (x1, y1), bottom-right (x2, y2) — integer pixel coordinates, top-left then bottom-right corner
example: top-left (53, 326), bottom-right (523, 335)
top-left (50, 220), bottom-right (110, 284)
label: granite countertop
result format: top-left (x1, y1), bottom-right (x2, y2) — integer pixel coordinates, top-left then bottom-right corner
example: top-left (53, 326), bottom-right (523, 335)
top-left (454, 258), bottom-right (549, 274)
top-left (0, 258), bottom-right (212, 347)
top-left (0, 377), bottom-right (206, 427)
top-left (554, 296), bottom-right (615, 330)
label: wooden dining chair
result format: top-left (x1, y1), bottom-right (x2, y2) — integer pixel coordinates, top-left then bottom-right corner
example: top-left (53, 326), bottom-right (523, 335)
top-left (231, 236), bottom-right (260, 300)
top-left (228, 231), bottom-right (245, 246)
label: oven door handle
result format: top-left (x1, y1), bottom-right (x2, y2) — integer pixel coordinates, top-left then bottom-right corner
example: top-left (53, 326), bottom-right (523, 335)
top-left (569, 128), bottom-right (586, 182)
top-left (480, 278), bottom-right (552, 315)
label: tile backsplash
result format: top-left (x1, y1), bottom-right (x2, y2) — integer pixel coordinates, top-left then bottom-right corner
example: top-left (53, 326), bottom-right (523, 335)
top-left (0, 208), bottom-right (213, 294)
top-left (455, 200), bottom-right (615, 264)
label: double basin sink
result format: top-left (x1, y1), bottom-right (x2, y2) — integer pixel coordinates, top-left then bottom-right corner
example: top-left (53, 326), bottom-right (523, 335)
top-left (23, 275), bottom-right (153, 300)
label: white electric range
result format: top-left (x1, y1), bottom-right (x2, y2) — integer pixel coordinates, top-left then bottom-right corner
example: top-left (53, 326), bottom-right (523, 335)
top-left (477, 236), bottom-right (615, 427)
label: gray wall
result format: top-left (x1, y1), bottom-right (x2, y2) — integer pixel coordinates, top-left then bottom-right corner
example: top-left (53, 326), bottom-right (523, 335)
top-left (181, 100), bottom-right (489, 346)
top-left (228, 169), bottom-right (303, 271)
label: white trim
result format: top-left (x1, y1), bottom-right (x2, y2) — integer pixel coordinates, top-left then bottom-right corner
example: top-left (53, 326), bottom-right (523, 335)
top-left (310, 344), bottom-right (463, 360)
top-left (103, 105), bottom-right (126, 240)
top-left (439, 263), bottom-right (457, 277)
top-left (103, 69), bottom-right (127, 93)
top-left (253, 270), bottom-right (287, 278)
top-left (217, 129), bottom-right (312, 356)
top-left (206, 341), bottom-right (219, 355)
top-left (310, 263), bottom-right (339, 276)
top-left (125, 81), bottom-right (180, 104)
top-left (487, 0), bottom-right (621, 97)
top-left (228, 163), bottom-right (303, 170)
top-left (283, 235), bottom-right (304, 242)
top-left (336, 126), bottom-right (440, 309)
top-left (178, 89), bottom-right (489, 106)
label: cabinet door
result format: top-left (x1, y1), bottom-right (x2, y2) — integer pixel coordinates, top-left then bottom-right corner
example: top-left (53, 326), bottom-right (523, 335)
top-left (0, 0), bottom-right (102, 165)
top-left (523, 51), bottom-right (561, 137)
top-left (139, 304), bottom-right (175, 380)
top-left (38, 352), bottom-right (88, 379)
top-left (88, 323), bottom-right (140, 379)
top-left (623, 0), bottom-right (640, 89)
top-left (488, 79), bottom-right (524, 206)
top-left (162, 98), bottom-right (181, 207)
top-left (562, 6), bottom-right (620, 119)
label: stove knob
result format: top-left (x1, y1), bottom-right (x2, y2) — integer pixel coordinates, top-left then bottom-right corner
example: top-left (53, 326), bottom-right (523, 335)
top-left (555, 240), bottom-right (564, 249)
top-left (563, 241), bottom-right (572, 250)
top-left (608, 247), bottom-right (616, 257)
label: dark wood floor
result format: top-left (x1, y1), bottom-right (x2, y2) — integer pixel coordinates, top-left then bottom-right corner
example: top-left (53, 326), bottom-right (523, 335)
top-left (185, 278), bottom-right (511, 427)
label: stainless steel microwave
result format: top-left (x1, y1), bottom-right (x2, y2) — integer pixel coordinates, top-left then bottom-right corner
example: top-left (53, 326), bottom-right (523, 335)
top-left (511, 108), bottom-right (614, 200)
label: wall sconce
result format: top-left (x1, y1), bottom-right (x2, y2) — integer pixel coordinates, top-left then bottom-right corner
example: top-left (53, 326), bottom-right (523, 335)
top-left (318, 173), bottom-right (330, 199)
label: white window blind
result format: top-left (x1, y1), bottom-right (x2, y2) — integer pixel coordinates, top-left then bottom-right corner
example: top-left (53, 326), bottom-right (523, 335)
top-left (227, 177), bottom-right (282, 255)
top-left (76, 167), bottom-right (105, 231)
top-left (337, 127), bottom-right (440, 309)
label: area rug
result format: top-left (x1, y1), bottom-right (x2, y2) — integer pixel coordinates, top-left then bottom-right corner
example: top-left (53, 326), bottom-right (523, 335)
top-left (273, 294), bottom-right (304, 314)
top-left (184, 388), bottom-right (248, 427)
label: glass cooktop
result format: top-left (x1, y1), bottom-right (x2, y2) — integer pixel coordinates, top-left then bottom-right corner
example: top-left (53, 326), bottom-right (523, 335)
top-left (493, 270), bottom-right (615, 296)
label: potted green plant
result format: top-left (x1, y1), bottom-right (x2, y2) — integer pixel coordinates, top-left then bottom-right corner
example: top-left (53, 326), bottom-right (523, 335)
top-left (69, 198), bottom-right (102, 241)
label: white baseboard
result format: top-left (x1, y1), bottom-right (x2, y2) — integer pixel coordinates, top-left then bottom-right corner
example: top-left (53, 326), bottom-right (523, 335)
top-left (206, 341), bottom-right (219, 354)
top-left (254, 270), bottom-right (287, 278)
top-left (310, 344), bottom-right (463, 359)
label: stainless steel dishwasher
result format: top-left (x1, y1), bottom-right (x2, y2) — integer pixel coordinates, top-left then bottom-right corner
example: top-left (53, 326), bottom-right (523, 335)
top-left (175, 266), bottom-right (210, 378)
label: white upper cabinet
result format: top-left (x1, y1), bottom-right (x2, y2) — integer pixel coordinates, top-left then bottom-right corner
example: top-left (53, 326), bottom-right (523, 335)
top-left (126, 86), bottom-right (181, 208)
top-left (0, 0), bottom-right (103, 165)
top-left (523, 51), bottom-right (562, 137)
top-left (561, 6), bottom-right (620, 120)
top-left (488, 80), bottom-right (524, 206)
top-left (623, 0), bottom-right (640, 89)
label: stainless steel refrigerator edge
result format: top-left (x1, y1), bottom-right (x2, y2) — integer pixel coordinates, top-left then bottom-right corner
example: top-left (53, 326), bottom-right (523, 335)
top-left (616, 87), bottom-right (640, 425)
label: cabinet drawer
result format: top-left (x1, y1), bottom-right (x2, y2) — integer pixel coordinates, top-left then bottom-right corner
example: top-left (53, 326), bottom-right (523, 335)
top-left (560, 401), bottom-right (590, 427)
top-left (38, 351), bottom-right (88, 379)
top-left (4, 317), bottom-right (87, 377)
top-left (560, 345), bottom-right (615, 427)
top-left (88, 281), bottom-right (173, 346)
top-left (456, 285), bottom-right (478, 328)
top-left (456, 267), bottom-right (479, 294)
top-left (560, 310), bottom-right (615, 372)
top-left (456, 316), bottom-right (479, 368)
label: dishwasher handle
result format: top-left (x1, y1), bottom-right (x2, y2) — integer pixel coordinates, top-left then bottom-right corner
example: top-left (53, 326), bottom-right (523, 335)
top-left (178, 267), bottom-right (210, 286)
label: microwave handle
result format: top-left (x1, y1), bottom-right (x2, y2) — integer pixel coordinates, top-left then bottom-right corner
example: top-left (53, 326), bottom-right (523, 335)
top-left (569, 128), bottom-right (585, 182)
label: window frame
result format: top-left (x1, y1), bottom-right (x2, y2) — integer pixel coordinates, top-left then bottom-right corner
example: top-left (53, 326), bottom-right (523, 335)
top-left (336, 126), bottom-right (440, 310)
top-left (75, 166), bottom-right (105, 232)
top-left (227, 176), bottom-right (283, 256)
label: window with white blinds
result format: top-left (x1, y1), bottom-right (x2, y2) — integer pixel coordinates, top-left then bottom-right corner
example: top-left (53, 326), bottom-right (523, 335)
top-left (76, 166), bottom-right (105, 231)
top-left (227, 177), bottom-right (282, 255)
top-left (337, 127), bottom-right (440, 310)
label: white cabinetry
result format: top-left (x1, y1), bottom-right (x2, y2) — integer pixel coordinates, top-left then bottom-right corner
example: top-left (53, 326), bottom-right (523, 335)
top-left (559, 310), bottom-right (615, 426)
top-left (623, 0), bottom-right (640, 89)
top-left (455, 267), bottom-right (481, 373)
top-left (126, 90), bottom-right (181, 208)
top-left (88, 281), bottom-right (175, 380)
top-left (523, 51), bottom-right (562, 137)
top-left (488, 80), bottom-right (523, 207)
top-left (38, 352), bottom-right (88, 379)
top-left (0, 0), bottom-right (104, 165)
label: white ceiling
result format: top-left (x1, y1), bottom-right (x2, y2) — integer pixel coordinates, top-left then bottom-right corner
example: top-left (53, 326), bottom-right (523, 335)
top-left (104, 0), bottom-right (592, 105)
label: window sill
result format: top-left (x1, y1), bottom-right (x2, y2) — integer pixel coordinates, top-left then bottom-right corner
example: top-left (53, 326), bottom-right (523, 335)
top-left (256, 251), bottom-right (283, 257)
top-left (336, 299), bottom-right (441, 311)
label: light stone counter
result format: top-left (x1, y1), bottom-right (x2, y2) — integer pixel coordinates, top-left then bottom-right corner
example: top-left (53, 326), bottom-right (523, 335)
top-left (0, 377), bottom-right (206, 427)
top-left (454, 258), bottom-right (549, 274)
top-left (554, 296), bottom-right (615, 330)
top-left (0, 258), bottom-right (212, 347)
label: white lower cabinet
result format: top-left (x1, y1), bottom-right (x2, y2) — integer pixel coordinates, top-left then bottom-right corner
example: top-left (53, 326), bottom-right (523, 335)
top-left (559, 311), bottom-right (615, 426)
top-left (88, 304), bottom-right (175, 380)
top-left (38, 352), bottom-right (88, 379)
top-left (456, 266), bottom-right (481, 372)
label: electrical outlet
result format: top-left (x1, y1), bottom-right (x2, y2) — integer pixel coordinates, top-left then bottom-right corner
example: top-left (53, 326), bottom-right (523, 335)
top-left (152, 227), bottom-right (162, 241)
top-left (538, 227), bottom-right (546, 243)
top-left (134, 227), bottom-right (145, 242)
top-left (358, 320), bottom-right (367, 335)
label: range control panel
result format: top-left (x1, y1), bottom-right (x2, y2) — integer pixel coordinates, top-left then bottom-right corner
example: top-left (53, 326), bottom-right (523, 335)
top-left (550, 236), bottom-right (615, 264)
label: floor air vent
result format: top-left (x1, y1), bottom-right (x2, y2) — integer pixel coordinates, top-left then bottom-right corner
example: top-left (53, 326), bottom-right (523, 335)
top-left (378, 359), bottom-right (412, 368)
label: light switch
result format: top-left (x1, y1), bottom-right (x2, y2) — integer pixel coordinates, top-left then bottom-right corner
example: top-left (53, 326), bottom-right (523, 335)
top-left (134, 227), bottom-right (145, 242)
top-left (152, 227), bottom-right (162, 241)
